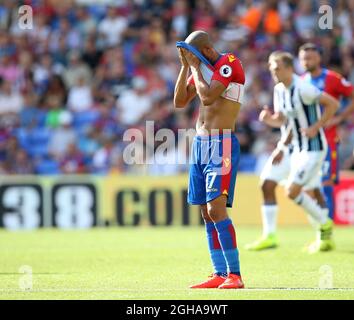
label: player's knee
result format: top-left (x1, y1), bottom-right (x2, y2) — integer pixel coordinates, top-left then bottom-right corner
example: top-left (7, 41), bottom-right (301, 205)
top-left (207, 197), bottom-right (228, 222)
top-left (207, 207), bottom-right (221, 222)
top-left (261, 180), bottom-right (276, 197)
top-left (200, 205), bottom-right (212, 222)
top-left (286, 187), bottom-right (300, 200)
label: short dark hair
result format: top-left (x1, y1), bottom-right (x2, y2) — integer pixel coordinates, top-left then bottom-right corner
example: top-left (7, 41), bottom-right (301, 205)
top-left (268, 51), bottom-right (294, 68)
top-left (299, 43), bottom-right (322, 55)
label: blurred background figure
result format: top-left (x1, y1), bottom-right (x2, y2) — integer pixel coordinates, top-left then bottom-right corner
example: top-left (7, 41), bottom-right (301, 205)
top-left (0, 0), bottom-right (352, 175)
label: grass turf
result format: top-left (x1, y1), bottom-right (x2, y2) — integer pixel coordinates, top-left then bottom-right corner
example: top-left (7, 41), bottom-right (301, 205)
top-left (0, 226), bottom-right (354, 300)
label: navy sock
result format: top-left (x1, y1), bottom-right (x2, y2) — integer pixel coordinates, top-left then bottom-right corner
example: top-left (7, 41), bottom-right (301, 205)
top-left (214, 218), bottom-right (240, 276)
top-left (205, 222), bottom-right (227, 276)
top-left (323, 185), bottom-right (334, 220)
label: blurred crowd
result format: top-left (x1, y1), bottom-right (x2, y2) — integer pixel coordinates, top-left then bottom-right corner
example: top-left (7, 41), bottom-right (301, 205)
top-left (0, 0), bottom-right (353, 175)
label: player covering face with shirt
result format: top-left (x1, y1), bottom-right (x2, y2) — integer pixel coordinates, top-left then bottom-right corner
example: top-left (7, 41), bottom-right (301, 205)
top-left (174, 31), bottom-right (245, 289)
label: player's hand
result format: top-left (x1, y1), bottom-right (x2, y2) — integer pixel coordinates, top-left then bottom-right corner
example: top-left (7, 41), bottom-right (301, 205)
top-left (177, 48), bottom-right (188, 67)
top-left (301, 124), bottom-right (320, 138)
top-left (259, 106), bottom-right (272, 123)
top-left (181, 49), bottom-right (200, 68)
top-left (271, 149), bottom-right (284, 165)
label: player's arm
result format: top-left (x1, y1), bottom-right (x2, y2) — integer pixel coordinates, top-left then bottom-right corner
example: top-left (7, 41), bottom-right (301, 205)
top-left (272, 124), bottom-right (293, 165)
top-left (326, 78), bottom-right (354, 127)
top-left (259, 106), bottom-right (286, 128)
top-left (279, 124), bottom-right (293, 147)
top-left (173, 48), bottom-right (197, 108)
top-left (190, 67), bottom-right (226, 105)
top-left (182, 49), bottom-right (226, 106)
top-left (302, 92), bottom-right (339, 138)
top-left (338, 90), bottom-right (354, 120)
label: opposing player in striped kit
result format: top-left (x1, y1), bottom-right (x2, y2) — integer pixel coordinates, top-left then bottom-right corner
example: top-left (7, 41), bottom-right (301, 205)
top-left (247, 45), bottom-right (353, 251)
top-left (255, 51), bottom-right (339, 252)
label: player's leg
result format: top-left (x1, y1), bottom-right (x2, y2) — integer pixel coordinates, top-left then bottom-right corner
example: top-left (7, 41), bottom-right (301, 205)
top-left (203, 133), bottom-right (243, 289)
top-left (261, 179), bottom-right (278, 235)
top-left (207, 195), bottom-right (244, 289)
top-left (286, 151), bottom-right (334, 252)
top-left (200, 204), bottom-right (227, 277)
top-left (189, 204), bottom-right (228, 289)
top-left (312, 188), bottom-right (327, 208)
top-left (188, 136), bottom-right (225, 289)
top-left (320, 144), bottom-right (339, 220)
top-left (304, 182), bottom-right (334, 253)
top-left (246, 150), bottom-right (291, 250)
top-left (287, 151), bottom-right (328, 223)
top-left (287, 183), bottom-right (328, 225)
top-left (245, 179), bottom-right (278, 250)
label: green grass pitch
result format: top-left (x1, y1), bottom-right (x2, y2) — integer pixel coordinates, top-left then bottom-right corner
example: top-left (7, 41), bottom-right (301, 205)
top-left (1, 226), bottom-right (354, 300)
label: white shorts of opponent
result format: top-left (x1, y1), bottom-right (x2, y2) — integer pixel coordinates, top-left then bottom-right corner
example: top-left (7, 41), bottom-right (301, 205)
top-left (260, 147), bottom-right (292, 185)
top-left (260, 147), bottom-right (325, 191)
top-left (286, 149), bottom-right (327, 190)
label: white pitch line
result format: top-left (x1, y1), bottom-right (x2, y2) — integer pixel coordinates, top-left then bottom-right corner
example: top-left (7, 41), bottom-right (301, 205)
top-left (1, 288), bottom-right (354, 293)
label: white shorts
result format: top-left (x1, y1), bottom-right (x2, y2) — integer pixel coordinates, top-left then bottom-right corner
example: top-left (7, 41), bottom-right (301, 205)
top-left (260, 148), bottom-right (291, 184)
top-left (287, 150), bottom-right (326, 190)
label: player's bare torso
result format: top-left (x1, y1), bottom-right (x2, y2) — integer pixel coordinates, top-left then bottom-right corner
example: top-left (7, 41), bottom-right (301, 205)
top-left (196, 98), bottom-right (241, 134)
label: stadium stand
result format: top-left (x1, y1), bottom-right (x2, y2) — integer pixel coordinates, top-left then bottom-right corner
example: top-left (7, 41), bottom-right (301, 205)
top-left (0, 0), bottom-right (353, 174)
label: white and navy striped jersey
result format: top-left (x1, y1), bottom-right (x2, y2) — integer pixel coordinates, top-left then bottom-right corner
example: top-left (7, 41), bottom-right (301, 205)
top-left (274, 75), bottom-right (327, 152)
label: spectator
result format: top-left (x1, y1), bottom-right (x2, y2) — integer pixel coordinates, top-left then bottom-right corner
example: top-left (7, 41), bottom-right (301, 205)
top-left (11, 149), bottom-right (34, 174)
top-left (48, 111), bottom-right (76, 160)
top-left (81, 37), bottom-right (102, 70)
top-left (240, 1), bottom-right (282, 35)
top-left (94, 98), bottom-right (123, 139)
top-left (67, 76), bottom-right (93, 113)
top-left (19, 93), bottom-right (45, 128)
top-left (293, 0), bottom-right (316, 39)
top-left (62, 50), bottom-right (92, 88)
top-left (0, 54), bottom-right (21, 84)
top-left (43, 75), bottom-right (67, 107)
top-left (78, 127), bottom-right (100, 157)
top-left (60, 143), bottom-right (86, 174)
top-left (0, 0), bottom-right (352, 175)
top-left (92, 137), bottom-right (115, 174)
top-left (0, 79), bottom-right (23, 126)
top-left (75, 6), bottom-right (97, 40)
top-left (98, 6), bottom-right (128, 48)
top-left (116, 76), bottom-right (153, 126)
top-left (170, 0), bottom-right (189, 38)
top-left (45, 96), bottom-right (65, 129)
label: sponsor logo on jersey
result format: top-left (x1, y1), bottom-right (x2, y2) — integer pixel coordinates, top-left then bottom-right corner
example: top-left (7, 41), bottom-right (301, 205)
top-left (223, 157), bottom-right (230, 168)
top-left (220, 65), bottom-right (232, 78)
top-left (228, 54), bottom-right (236, 63)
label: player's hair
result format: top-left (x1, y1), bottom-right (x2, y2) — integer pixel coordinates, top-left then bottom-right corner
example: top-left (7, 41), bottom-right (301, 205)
top-left (268, 51), bottom-right (294, 68)
top-left (298, 43), bottom-right (322, 55)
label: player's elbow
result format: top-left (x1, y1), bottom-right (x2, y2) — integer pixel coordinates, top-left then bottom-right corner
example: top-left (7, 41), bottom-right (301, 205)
top-left (327, 98), bottom-right (339, 115)
top-left (173, 98), bottom-right (187, 108)
top-left (321, 93), bottom-right (339, 113)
